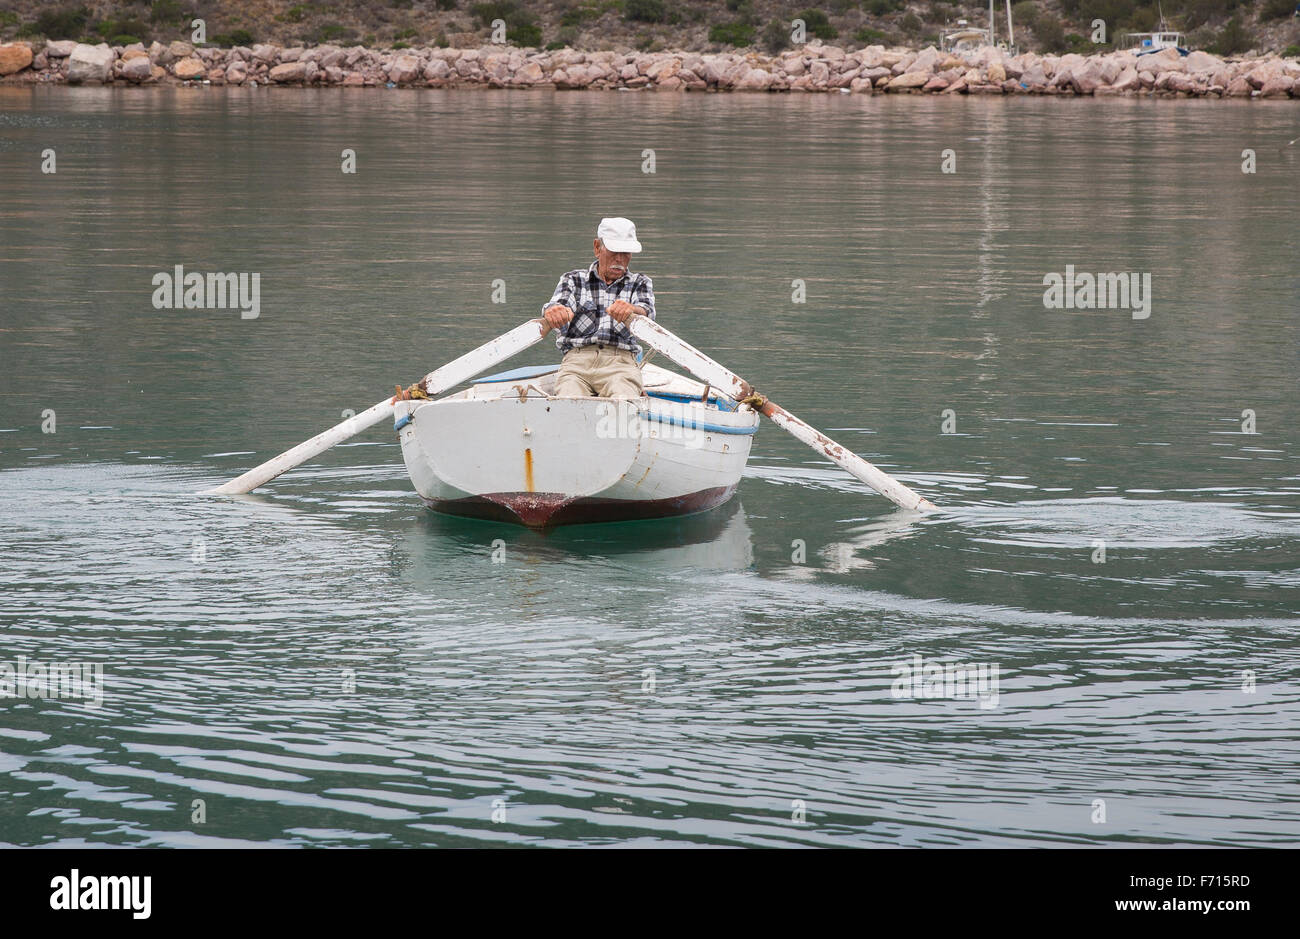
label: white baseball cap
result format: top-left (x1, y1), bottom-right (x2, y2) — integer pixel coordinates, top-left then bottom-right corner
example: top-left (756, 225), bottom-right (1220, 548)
top-left (597, 217), bottom-right (642, 253)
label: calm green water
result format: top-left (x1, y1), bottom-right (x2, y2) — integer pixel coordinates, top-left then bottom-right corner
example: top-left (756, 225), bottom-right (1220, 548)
top-left (1, 87), bottom-right (1298, 847)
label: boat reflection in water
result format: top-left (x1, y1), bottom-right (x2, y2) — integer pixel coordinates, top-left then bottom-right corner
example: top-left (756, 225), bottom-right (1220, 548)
top-left (400, 497), bottom-right (756, 582)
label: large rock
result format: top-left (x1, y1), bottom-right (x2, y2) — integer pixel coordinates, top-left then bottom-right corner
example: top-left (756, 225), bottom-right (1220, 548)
top-left (251, 44), bottom-right (281, 64)
top-left (733, 67), bottom-right (773, 91)
top-left (268, 61), bottom-right (307, 83)
top-left (387, 54), bottom-right (421, 83)
top-left (423, 59), bottom-right (450, 80)
top-left (1096, 57), bottom-right (1121, 84)
top-left (66, 44), bottom-right (115, 84)
top-left (1260, 76), bottom-right (1296, 98)
top-left (646, 57), bottom-right (679, 82)
top-left (987, 61), bottom-right (1006, 83)
top-left (1247, 63), bottom-right (1281, 89)
top-left (1021, 65), bottom-right (1048, 86)
top-left (513, 61), bottom-right (544, 84)
top-left (1111, 66), bottom-right (1140, 91)
top-left (1071, 61), bottom-right (1103, 94)
top-left (887, 71), bottom-right (929, 90)
top-left (225, 61), bottom-right (247, 84)
top-left (0, 43), bottom-right (33, 75)
top-left (1225, 77), bottom-right (1252, 97)
top-left (906, 46), bottom-right (940, 74)
top-left (172, 57), bottom-right (205, 80)
top-left (1144, 47), bottom-right (1184, 72)
top-left (120, 55), bottom-right (152, 82)
top-left (45, 40), bottom-right (77, 58)
top-left (1183, 50), bottom-right (1222, 74)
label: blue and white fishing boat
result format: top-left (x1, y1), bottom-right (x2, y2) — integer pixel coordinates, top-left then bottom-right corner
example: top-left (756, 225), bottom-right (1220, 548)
top-left (392, 362), bottom-right (760, 527)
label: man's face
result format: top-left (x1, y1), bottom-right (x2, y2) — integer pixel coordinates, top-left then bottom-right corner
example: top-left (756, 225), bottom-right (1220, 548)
top-left (594, 239), bottom-right (631, 283)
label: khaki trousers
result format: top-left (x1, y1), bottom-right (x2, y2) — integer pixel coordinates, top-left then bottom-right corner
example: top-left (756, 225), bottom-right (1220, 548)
top-left (554, 345), bottom-right (643, 398)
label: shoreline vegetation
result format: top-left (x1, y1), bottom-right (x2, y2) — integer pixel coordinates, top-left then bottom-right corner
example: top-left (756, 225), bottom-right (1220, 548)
top-left (2, 37), bottom-right (1299, 97)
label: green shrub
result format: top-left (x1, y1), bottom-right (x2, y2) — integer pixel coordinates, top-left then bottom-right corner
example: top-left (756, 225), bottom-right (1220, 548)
top-left (762, 18), bottom-right (790, 53)
top-left (395, 27), bottom-right (418, 39)
top-left (1065, 32), bottom-right (1094, 53)
top-left (470, 0), bottom-right (542, 44)
top-left (109, 34), bottom-right (140, 45)
top-left (1262, 0), bottom-right (1296, 19)
top-left (854, 26), bottom-right (886, 43)
top-left (796, 9), bottom-right (837, 41)
top-left (509, 21), bottom-right (542, 45)
top-left (1034, 14), bottom-right (1068, 53)
top-left (865, 0), bottom-right (904, 14)
top-left (625, 0), bottom-right (664, 23)
top-left (726, 0), bottom-right (756, 23)
top-left (899, 11), bottom-right (922, 34)
top-left (33, 6), bottom-right (90, 38)
top-left (284, 5), bottom-right (310, 24)
top-left (545, 39), bottom-right (565, 50)
top-left (470, 1), bottom-right (515, 26)
top-left (315, 23), bottom-right (355, 43)
top-left (150, 0), bottom-right (184, 25)
top-left (1285, 44), bottom-right (1300, 58)
top-left (1211, 17), bottom-right (1252, 56)
top-left (392, 41), bottom-right (410, 48)
top-left (1010, 1), bottom-right (1037, 30)
top-left (560, 7), bottom-right (594, 26)
top-left (709, 21), bottom-right (755, 47)
top-left (95, 18), bottom-right (148, 40)
top-left (434, 0), bottom-right (459, 9)
top-left (211, 29), bottom-right (256, 46)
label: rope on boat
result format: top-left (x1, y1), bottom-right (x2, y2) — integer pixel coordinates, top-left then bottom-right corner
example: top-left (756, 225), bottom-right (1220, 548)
top-left (390, 380), bottom-right (431, 404)
top-left (740, 393), bottom-right (767, 411)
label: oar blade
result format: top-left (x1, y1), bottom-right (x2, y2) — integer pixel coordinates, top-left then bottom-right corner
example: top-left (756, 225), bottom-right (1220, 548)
top-left (201, 400), bottom-right (393, 495)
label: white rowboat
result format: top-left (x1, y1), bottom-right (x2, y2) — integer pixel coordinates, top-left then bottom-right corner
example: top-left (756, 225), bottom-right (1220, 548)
top-left (394, 362), bottom-right (759, 527)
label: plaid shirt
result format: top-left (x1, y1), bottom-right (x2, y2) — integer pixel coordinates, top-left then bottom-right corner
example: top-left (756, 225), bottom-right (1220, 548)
top-left (544, 261), bottom-right (656, 355)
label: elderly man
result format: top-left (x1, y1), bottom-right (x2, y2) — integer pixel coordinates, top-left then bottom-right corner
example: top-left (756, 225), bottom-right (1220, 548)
top-left (541, 217), bottom-right (656, 398)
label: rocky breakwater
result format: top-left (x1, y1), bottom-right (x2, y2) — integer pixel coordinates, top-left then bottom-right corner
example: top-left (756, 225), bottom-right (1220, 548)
top-left (1, 38), bottom-right (1297, 99)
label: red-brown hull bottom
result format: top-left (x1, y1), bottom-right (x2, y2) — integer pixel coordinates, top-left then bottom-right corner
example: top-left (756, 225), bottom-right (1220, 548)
top-left (422, 485), bottom-right (739, 528)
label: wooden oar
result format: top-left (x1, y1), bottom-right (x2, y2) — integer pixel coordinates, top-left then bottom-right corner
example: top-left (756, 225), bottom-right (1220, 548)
top-left (629, 317), bottom-right (936, 512)
top-left (202, 318), bottom-right (549, 495)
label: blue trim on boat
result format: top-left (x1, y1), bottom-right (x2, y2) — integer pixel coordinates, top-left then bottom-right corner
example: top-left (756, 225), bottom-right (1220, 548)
top-left (644, 410), bottom-right (757, 436)
top-left (475, 364), bottom-right (561, 383)
top-left (646, 390), bottom-right (738, 412)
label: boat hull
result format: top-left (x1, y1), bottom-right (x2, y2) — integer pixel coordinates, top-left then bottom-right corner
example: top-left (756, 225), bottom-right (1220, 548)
top-left (423, 484), bottom-right (740, 527)
top-left (396, 388), bottom-right (758, 528)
